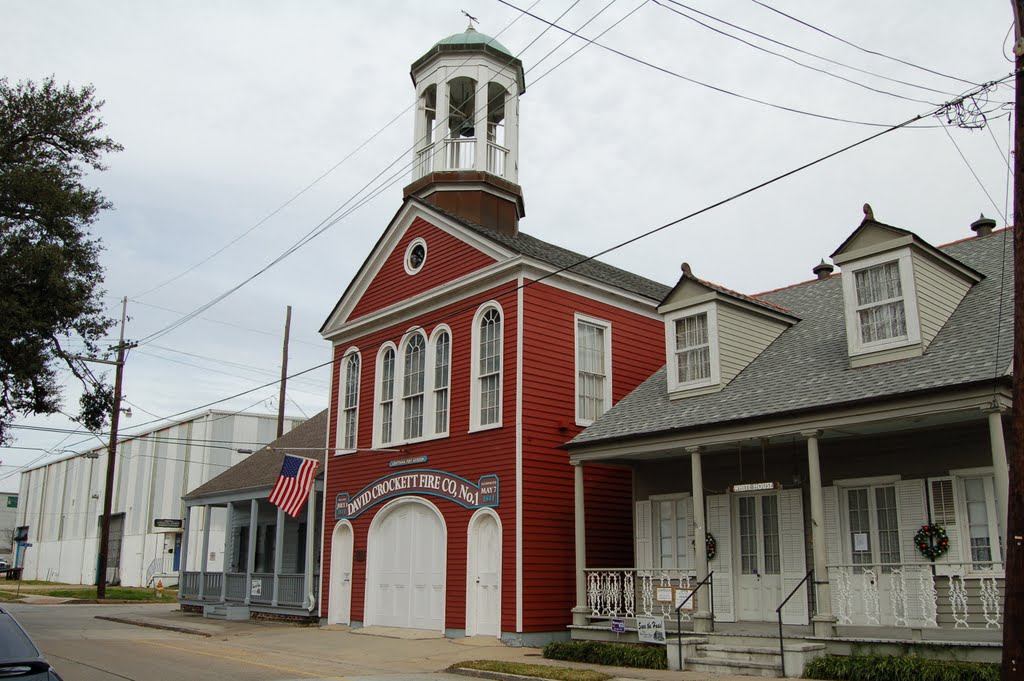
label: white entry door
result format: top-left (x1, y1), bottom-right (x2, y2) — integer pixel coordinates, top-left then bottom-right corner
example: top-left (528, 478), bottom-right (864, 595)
top-left (369, 502), bottom-right (445, 630)
top-left (469, 513), bottom-right (501, 636)
top-left (328, 522), bottom-right (353, 625)
top-left (736, 494), bottom-right (782, 621)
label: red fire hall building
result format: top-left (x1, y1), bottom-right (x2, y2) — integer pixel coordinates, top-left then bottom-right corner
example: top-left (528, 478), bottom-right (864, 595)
top-left (318, 27), bottom-right (670, 642)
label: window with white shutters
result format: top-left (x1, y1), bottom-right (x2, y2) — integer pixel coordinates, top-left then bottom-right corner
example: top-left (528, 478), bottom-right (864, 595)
top-left (340, 351), bottom-right (360, 450)
top-left (471, 304), bottom-right (503, 430)
top-left (402, 334), bottom-right (426, 440)
top-left (575, 316), bottom-right (612, 425)
top-left (433, 330), bottom-right (450, 435)
top-left (377, 346), bottom-right (396, 445)
top-left (653, 496), bottom-right (691, 570)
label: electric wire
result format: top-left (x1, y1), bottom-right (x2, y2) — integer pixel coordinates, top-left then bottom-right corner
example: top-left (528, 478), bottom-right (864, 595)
top-left (747, 0), bottom-right (979, 87)
top-left (129, 7), bottom-right (542, 301)
top-left (652, 0), bottom-right (939, 105)
top-left (939, 122), bottom-right (1007, 224)
top-left (659, 0), bottom-right (959, 98)
top-left (132, 0), bottom-right (615, 347)
top-left (496, 0), bottom-right (953, 128)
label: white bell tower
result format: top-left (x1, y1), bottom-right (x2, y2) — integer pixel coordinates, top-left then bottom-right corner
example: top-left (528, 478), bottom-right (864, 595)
top-left (403, 25), bottom-right (526, 236)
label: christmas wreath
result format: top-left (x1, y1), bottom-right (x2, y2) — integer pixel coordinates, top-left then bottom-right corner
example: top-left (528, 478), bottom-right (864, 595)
top-left (913, 523), bottom-right (950, 560)
top-left (705, 532), bottom-right (717, 561)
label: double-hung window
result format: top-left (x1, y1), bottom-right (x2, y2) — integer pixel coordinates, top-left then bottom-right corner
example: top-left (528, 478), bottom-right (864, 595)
top-left (665, 303), bottom-right (719, 393)
top-left (575, 315), bottom-right (612, 425)
top-left (433, 330), bottom-right (450, 435)
top-left (854, 261), bottom-right (907, 344)
top-left (377, 346), bottom-right (396, 445)
top-left (402, 334), bottom-right (426, 440)
top-left (339, 351), bottom-right (360, 451)
top-left (473, 304), bottom-right (503, 429)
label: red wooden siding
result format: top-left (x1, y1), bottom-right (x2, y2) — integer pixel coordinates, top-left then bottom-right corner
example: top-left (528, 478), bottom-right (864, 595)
top-left (348, 217), bottom-right (499, 321)
top-left (322, 283), bottom-right (520, 633)
top-left (519, 281), bottom-right (664, 632)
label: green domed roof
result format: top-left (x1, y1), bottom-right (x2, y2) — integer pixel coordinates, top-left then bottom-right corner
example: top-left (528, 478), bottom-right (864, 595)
top-left (434, 26), bottom-right (512, 57)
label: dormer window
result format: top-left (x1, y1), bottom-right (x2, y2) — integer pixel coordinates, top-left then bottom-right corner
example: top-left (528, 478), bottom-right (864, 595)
top-left (840, 248), bottom-right (921, 362)
top-left (854, 261), bottom-right (907, 343)
top-left (665, 303), bottom-right (720, 394)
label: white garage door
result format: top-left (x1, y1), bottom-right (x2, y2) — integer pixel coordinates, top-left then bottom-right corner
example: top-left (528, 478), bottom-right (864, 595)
top-left (369, 502), bottom-right (445, 630)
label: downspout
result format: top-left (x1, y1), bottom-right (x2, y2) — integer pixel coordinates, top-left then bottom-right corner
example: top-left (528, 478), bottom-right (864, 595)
top-left (306, 484), bottom-right (317, 613)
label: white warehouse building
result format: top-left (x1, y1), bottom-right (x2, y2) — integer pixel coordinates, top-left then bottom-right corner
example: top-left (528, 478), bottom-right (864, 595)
top-left (14, 410), bottom-right (302, 587)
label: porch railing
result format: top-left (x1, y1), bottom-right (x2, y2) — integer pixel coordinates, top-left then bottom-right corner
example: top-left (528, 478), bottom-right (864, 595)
top-left (829, 562), bottom-right (1003, 630)
top-left (181, 571), bottom-right (200, 599)
top-left (224, 572), bottom-right (247, 602)
top-left (777, 569), bottom-right (814, 678)
top-left (585, 568), bottom-right (698, 621)
top-left (277, 573), bottom-right (306, 606)
top-left (415, 144), bottom-right (434, 179)
top-left (486, 141), bottom-right (508, 177)
top-left (250, 573), bottom-right (274, 604)
top-left (202, 572), bottom-right (222, 601)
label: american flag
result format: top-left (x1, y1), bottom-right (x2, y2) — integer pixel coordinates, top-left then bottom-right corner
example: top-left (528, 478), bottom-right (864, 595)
top-left (268, 454), bottom-right (319, 518)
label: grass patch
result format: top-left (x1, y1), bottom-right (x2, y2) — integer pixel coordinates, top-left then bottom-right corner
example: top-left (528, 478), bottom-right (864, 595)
top-left (44, 587), bottom-right (177, 601)
top-left (543, 641), bottom-right (667, 670)
top-left (451, 660), bottom-right (612, 681)
top-left (805, 654), bottom-right (1000, 681)
top-left (0, 590), bottom-right (19, 600)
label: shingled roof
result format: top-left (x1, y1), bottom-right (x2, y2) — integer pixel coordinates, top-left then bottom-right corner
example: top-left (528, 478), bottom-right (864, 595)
top-left (411, 198), bottom-right (671, 301)
top-left (185, 410), bottom-right (329, 500)
top-left (569, 229), bottom-right (1013, 448)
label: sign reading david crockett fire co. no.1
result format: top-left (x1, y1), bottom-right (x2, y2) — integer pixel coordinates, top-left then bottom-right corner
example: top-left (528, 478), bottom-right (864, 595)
top-left (335, 469), bottom-right (499, 519)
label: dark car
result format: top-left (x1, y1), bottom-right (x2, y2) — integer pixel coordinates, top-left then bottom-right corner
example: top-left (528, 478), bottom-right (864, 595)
top-left (0, 607), bottom-right (63, 680)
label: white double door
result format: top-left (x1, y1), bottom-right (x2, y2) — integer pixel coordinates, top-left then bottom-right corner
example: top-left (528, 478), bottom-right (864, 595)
top-left (735, 493), bottom-right (783, 621)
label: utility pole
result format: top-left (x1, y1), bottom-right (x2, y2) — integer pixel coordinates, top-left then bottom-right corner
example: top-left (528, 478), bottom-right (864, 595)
top-left (96, 297), bottom-right (133, 599)
top-left (1006, 3), bottom-right (1024, 676)
top-left (277, 305), bottom-right (292, 439)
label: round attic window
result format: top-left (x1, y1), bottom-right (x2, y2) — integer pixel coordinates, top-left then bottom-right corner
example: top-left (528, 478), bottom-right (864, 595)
top-left (405, 238), bottom-right (427, 274)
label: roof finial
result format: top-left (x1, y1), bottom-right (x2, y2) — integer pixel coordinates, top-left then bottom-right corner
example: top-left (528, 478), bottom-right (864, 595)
top-left (681, 262), bottom-right (692, 277)
top-left (862, 203), bottom-right (874, 222)
top-left (462, 10), bottom-right (479, 30)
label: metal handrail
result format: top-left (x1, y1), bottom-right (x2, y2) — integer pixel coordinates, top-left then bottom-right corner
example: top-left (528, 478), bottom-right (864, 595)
top-left (675, 571), bottom-right (714, 671)
top-left (775, 568), bottom-right (814, 678)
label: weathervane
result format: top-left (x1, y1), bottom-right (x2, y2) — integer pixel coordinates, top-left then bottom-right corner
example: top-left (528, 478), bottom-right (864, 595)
top-left (462, 9), bottom-right (479, 28)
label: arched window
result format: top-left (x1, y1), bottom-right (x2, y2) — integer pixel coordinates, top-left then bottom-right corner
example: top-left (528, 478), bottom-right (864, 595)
top-left (340, 351), bottom-right (361, 450)
top-left (376, 345), bottom-right (396, 446)
top-left (432, 329), bottom-right (451, 435)
top-left (402, 333), bottom-right (427, 440)
top-left (472, 304), bottom-right (503, 429)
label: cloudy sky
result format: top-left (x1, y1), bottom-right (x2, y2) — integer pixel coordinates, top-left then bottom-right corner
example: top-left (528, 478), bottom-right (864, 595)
top-left (1, 0), bottom-right (1014, 490)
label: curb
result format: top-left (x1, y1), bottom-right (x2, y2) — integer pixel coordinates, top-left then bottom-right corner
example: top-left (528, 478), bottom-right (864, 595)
top-left (94, 615), bottom-right (213, 637)
top-left (450, 668), bottom-right (550, 681)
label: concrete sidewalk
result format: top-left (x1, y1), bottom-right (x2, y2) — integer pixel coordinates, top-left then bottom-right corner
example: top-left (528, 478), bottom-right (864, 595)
top-left (100, 606), bottom-right (793, 680)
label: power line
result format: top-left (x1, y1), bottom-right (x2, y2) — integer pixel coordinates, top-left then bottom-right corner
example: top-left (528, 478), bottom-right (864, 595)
top-left (132, 0), bottom-right (613, 347)
top-left (652, 0), bottom-right (939, 105)
top-left (747, 0), bottom-right (979, 87)
top-left (496, 0), bottom-right (954, 128)
top-left (659, 0), bottom-right (959, 98)
top-left (939, 121), bottom-right (1007, 224)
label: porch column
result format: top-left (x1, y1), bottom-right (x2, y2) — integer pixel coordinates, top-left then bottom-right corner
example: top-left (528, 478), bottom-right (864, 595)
top-left (986, 408), bottom-right (1009, 544)
top-left (180, 507), bottom-right (191, 576)
top-left (804, 430), bottom-right (835, 638)
top-left (245, 498), bottom-right (257, 606)
top-left (221, 502), bottom-right (232, 602)
top-left (198, 505), bottom-right (212, 600)
top-left (303, 488), bottom-right (317, 611)
top-left (273, 506), bottom-right (284, 607)
top-left (689, 447), bottom-right (712, 633)
top-left (572, 462), bottom-right (589, 625)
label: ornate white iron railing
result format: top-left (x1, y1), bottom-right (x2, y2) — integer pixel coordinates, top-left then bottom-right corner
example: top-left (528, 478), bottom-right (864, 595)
top-left (584, 568), bottom-right (697, 621)
top-left (828, 562), bottom-right (1002, 630)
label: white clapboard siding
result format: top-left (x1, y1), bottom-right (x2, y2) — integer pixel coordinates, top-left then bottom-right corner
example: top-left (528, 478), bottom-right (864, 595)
top-left (635, 500), bottom-right (653, 570)
top-left (706, 494), bottom-right (734, 622)
top-left (779, 488), bottom-right (809, 625)
top-left (822, 486), bottom-right (842, 616)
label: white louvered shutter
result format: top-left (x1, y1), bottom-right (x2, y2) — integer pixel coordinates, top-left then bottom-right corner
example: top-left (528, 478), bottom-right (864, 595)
top-left (635, 500), bottom-right (653, 570)
top-left (706, 494), bottom-right (734, 622)
top-left (822, 486), bottom-right (842, 615)
top-left (927, 477), bottom-right (962, 569)
top-left (779, 488), bottom-right (809, 625)
top-left (896, 479), bottom-right (929, 626)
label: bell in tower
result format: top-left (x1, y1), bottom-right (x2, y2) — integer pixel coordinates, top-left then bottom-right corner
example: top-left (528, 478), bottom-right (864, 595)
top-left (403, 24), bottom-right (526, 236)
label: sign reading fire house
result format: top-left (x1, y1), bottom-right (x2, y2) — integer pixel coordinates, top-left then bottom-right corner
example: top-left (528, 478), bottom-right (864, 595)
top-left (335, 469), bottom-right (499, 519)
